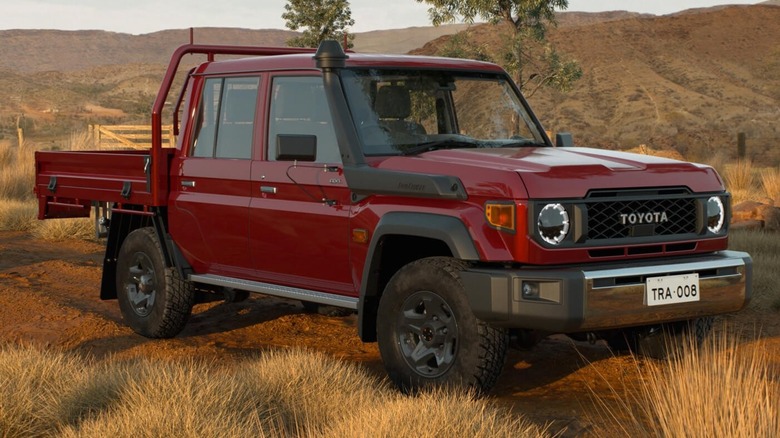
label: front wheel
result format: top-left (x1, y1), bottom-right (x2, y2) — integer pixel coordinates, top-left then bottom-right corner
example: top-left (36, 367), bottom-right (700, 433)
top-left (116, 227), bottom-right (194, 338)
top-left (376, 257), bottom-right (509, 394)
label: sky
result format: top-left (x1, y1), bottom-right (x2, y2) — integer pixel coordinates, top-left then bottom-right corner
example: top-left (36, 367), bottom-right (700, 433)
top-left (0, 1), bottom-right (763, 35)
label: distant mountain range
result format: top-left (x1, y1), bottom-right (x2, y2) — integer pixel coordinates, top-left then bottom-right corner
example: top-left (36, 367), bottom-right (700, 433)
top-left (0, 25), bottom-right (472, 73)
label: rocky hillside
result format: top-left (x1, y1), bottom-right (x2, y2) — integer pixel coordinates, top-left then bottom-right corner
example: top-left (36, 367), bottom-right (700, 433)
top-left (1, 5), bottom-right (778, 166)
top-left (416, 4), bottom-right (780, 165)
top-left (0, 24), bottom-right (468, 73)
top-left (547, 4), bottom-right (780, 165)
top-left (0, 24), bottom-right (466, 141)
top-left (0, 28), bottom-right (294, 72)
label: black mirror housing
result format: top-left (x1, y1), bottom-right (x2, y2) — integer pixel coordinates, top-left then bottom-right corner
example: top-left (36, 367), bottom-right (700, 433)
top-left (277, 134), bottom-right (317, 161)
top-left (555, 132), bottom-right (574, 147)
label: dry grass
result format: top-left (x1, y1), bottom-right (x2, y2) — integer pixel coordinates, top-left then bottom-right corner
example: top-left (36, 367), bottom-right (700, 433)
top-left (31, 216), bottom-right (94, 241)
top-left (68, 130), bottom-right (96, 151)
top-left (0, 346), bottom-right (89, 437)
top-left (723, 159), bottom-right (757, 204)
top-left (323, 388), bottom-right (548, 438)
top-left (638, 332), bottom-right (778, 437)
top-left (59, 358), bottom-right (280, 437)
top-left (591, 328), bottom-right (779, 437)
top-left (729, 229), bottom-right (780, 310)
top-left (0, 197), bottom-right (93, 239)
top-left (0, 133), bottom-right (96, 239)
top-left (237, 348), bottom-right (389, 434)
top-left (0, 347), bottom-right (552, 438)
top-left (1, 142), bottom-right (41, 232)
top-left (0, 198), bottom-right (38, 232)
top-left (699, 157), bottom-right (778, 206)
top-left (760, 167), bottom-right (780, 206)
top-left (0, 142), bottom-right (36, 201)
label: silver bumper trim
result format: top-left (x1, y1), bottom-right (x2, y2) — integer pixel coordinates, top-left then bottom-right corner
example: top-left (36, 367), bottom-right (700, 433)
top-left (584, 252), bottom-right (746, 282)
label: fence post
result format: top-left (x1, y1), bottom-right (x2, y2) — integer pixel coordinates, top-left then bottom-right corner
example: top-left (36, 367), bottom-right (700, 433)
top-left (737, 132), bottom-right (746, 159)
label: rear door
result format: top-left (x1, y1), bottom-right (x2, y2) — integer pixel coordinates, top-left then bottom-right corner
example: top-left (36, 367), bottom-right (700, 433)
top-left (169, 75), bottom-right (260, 277)
top-left (249, 74), bottom-right (353, 294)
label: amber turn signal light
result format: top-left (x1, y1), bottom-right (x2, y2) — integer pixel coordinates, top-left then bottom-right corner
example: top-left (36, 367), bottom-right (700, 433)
top-left (485, 202), bottom-right (515, 232)
top-left (352, 228), bottom-right (369, 244)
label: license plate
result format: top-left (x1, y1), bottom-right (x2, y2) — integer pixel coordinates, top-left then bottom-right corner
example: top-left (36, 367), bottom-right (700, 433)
top-left (646, 273), bottom-right (700, 306)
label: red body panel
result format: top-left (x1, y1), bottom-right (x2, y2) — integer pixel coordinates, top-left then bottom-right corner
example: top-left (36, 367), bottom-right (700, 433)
top-left (385, 147), bottom-right (724, 199)
top-left (169, 157), bottom-right (253, 276)
top-left (248, 161), bottom-right (352, 294)
top-left (35, 149), bottom-right (173, 218)
top-left (33, 43), bottom-right (731, 297)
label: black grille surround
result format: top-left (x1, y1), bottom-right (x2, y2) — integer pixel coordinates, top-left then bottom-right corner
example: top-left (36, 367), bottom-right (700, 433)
top-left (529, 188), bottom-right (730, 250)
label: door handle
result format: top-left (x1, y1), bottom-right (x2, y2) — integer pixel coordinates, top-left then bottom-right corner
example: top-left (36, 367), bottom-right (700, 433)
top-left (260, 186), bottom-right (277, 194)
top-left (181, 180), bottom-right (196, 188)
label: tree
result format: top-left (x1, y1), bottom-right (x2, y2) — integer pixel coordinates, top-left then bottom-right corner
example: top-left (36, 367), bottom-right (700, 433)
top-left (282, 0), bottom-right (355, 48)
top-left (418, 0), bottom-right (582, 97)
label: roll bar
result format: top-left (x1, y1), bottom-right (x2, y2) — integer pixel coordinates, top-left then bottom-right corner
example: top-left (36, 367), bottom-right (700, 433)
top-left (149, 44), bottom-right (317, 205)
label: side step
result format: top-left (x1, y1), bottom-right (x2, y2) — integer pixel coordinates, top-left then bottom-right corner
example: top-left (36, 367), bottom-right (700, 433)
top-left (189, 274), bottom-right (358, 309)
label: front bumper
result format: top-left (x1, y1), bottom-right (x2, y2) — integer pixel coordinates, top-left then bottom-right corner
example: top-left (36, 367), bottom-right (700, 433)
top-left (460, 250), bottom-right (752, 332)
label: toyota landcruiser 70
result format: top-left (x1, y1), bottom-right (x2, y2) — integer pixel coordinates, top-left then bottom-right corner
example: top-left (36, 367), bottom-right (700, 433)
top-left (35, 41), bottom-right (751, 393)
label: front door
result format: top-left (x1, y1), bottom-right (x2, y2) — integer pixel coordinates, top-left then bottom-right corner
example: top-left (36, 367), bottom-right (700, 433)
top-left (249, 74), bottom-right (352, 295)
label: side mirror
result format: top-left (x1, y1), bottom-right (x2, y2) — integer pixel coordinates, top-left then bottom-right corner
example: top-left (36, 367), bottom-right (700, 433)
top-left (277, 134), bottom-right (317, 161)
top-left (555, 132), bottom-right (573, 147)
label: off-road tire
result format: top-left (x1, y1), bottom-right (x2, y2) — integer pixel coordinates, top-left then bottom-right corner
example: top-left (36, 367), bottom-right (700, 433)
top-left (607, 317), bottom-right (714, 359)
top-left (116, 227), bottom-right (194, 338)
top-left (376, 257), bottom-right (509, 394)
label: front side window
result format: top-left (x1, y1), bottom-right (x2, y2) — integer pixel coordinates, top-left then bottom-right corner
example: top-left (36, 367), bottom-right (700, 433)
top-left (191, 76), bottom-right (260, 159)
top-left (267, 76), bottom-right (341, 163)
top-left (341, 69), bottom-right (547, 156)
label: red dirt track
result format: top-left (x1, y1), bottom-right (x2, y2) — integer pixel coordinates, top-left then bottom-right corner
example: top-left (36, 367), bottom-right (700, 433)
top-left (1, 230), bottom-right (777, 436)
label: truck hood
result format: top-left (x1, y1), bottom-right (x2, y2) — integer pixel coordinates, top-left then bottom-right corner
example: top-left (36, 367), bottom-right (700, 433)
top-left (379, 146), bottom-right (725, 199)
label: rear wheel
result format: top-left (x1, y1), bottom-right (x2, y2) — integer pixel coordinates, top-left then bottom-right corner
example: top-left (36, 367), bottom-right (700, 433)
top-left (606, 317), bottom-right (714, 359)
top-left (116, 227), bottom-right (194, 338)
top-left (376, 257), bottom-right (508, 394)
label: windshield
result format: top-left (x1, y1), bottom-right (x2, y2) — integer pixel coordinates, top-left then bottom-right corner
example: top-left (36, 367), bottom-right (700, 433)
top-left (341, 69), bottom-right (547, 156)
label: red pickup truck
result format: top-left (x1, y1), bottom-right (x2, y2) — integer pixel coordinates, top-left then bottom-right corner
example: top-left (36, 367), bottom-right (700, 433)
top-left (35, 41), bottom-right (751, 393)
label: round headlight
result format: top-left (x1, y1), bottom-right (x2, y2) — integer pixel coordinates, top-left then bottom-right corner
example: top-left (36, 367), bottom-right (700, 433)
top-left (707, 196), bottom-right (725, 233)
top-left (538, 203), bottom-right (570, 245)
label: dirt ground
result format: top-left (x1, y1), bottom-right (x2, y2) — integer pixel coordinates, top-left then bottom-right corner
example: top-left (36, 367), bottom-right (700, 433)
top-left (1, 230), bottom-right (778, 436)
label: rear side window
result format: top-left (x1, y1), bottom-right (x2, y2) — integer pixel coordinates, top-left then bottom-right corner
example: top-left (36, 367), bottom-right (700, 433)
top-left (267, 76), bottom-right (340, 163)
top-left (191, 76), bottom-right (260, 159)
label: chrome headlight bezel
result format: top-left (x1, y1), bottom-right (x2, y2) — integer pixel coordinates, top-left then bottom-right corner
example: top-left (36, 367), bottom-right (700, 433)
top-left (706, 196), bottom-right (725, 234)
top-left (538, 203), bottom-right (570, 245)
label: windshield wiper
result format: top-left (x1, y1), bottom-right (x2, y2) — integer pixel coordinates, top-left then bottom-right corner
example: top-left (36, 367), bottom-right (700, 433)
top-left (400, 139), bottom-right (479, 156)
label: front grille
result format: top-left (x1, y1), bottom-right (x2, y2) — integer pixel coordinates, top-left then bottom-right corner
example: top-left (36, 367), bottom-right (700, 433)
top-left (587, 198), bottom-right (698, 240)
top-left (530, 188), bottom-right (726, 250)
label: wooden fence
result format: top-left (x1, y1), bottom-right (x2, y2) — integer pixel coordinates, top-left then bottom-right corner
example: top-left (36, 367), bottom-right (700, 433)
top-left (89, 124), bottom-right (176, 149)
